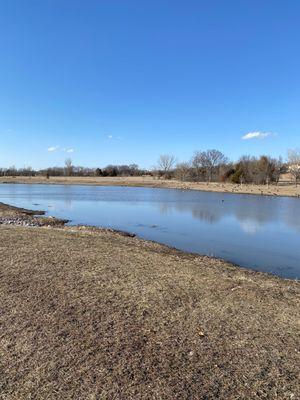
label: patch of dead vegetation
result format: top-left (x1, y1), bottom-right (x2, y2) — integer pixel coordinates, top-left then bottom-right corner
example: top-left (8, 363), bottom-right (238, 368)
top-left (0, 225), bottom-right (299, 399)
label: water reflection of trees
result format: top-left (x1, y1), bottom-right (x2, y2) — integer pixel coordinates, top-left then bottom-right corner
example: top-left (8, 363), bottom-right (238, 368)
top-left (156, 195), bottom-right (300, 234)
top-left (282, 199), bottom-right (300, 233)
top-left (158, 201), bottom-right (223, 224)
top-left (234, 196), bottom-right (277, 225)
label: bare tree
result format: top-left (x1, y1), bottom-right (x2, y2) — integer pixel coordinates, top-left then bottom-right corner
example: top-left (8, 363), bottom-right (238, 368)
top-left (65, 158), bottom-right (73, 177)
top-left (175, 162), bottom-right (191, 181)
top-left (192, 150), bottom-right (228, 182)
top-left (157, 154), bottom-right (176, 178)
top-left (191, 151), bottom-right (206, 181)
top-left (287, 149), bottom-right (300, 186)
top-left (204, 150), bottom-right (229, 181)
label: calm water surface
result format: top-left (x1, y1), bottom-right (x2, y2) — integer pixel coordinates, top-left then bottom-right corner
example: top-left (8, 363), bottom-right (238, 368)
top-left (1, 184), bottom-right (300, 279)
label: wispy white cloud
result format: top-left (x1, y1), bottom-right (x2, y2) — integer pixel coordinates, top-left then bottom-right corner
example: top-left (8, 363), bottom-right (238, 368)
top-left (242, 131), bottom-right (273, 140)
top-left (63, 148), bottom-right (75, 153)
top-left (47, 146), bottom-right (59, 152)
top-left (48, 146), bottom-right (75, 153)
top-left (106, 134), bottom-right (122, 140)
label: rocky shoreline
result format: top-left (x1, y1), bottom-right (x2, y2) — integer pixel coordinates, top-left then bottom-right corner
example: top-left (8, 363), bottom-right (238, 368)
top-left (0, 216), bottom-right (46, 227)
top-left (0, 202), bottom-right (68, 227)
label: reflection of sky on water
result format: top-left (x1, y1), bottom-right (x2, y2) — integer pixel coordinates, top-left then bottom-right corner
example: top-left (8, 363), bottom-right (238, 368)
top-left (0, 184), bottom-right (300, 279)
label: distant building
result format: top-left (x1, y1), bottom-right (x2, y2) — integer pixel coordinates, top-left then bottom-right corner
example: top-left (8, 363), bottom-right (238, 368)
top-left (289, 164), bottom-right (300, 171)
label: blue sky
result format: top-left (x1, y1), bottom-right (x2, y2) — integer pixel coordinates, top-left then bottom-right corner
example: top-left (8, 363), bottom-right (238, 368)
top-left (0, 1), bottom-right (299, 169)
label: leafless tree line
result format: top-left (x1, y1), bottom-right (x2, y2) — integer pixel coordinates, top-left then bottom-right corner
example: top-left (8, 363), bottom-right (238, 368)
top-left (0, 160), bottom-right (146, 178)
top-left (1, 149), bottom-right (300, 185)
top-left (156, 149), bottom-right (300, 185)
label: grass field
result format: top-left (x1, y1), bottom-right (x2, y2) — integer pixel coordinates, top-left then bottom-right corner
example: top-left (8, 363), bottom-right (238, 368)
top-left (0, 205), bottom-right (299, 399)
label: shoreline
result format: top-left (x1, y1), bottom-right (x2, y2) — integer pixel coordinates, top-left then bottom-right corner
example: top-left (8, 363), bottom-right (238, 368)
top-left (0, 201), bottom-right (68, 227)
top-left (0, 201), bottom-right (298, 282)
top-left (1, 175), bottom-right (300, 198)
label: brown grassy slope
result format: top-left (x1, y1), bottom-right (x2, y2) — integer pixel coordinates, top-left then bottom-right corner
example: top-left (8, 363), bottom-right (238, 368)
top-left (0, 201), bottom-right (44, 217)
top-left (0, 226), bottom-right (299, 399)
top-left (1, 175), bottom-right (300, 198)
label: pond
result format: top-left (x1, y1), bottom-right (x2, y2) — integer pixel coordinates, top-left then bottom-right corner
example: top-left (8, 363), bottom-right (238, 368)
top-left (0, 183), bottom-right (300, 279)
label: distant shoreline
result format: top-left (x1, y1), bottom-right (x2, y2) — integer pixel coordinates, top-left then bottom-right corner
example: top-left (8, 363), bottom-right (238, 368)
top-left (0, 175), bottom-right (299, 198)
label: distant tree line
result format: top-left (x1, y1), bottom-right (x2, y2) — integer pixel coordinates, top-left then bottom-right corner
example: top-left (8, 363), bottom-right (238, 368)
top-left (0, 161), bottom-right (147, 178)
top-left (0, 166), bottom-right (35, 177)
top-left (174, 152), bottom-right (284, 185)
top-left (156, 149), bottom-right (300, 185)
top-left (1, 148), bottom-right (300, 185)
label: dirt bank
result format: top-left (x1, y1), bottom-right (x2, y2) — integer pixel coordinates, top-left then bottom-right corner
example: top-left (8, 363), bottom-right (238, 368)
top-left (0, 205), bottom-right (299, 398)
top-left (1, 175), bottom-right (300, 198)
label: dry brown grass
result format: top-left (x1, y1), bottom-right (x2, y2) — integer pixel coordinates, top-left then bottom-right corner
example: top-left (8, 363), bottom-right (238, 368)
top-left (1, 175), bottom-right (300, 198)
top-left (0, 202), bottom-right (44, 217)
top-left (0, 223), bottom-right (299, 399)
